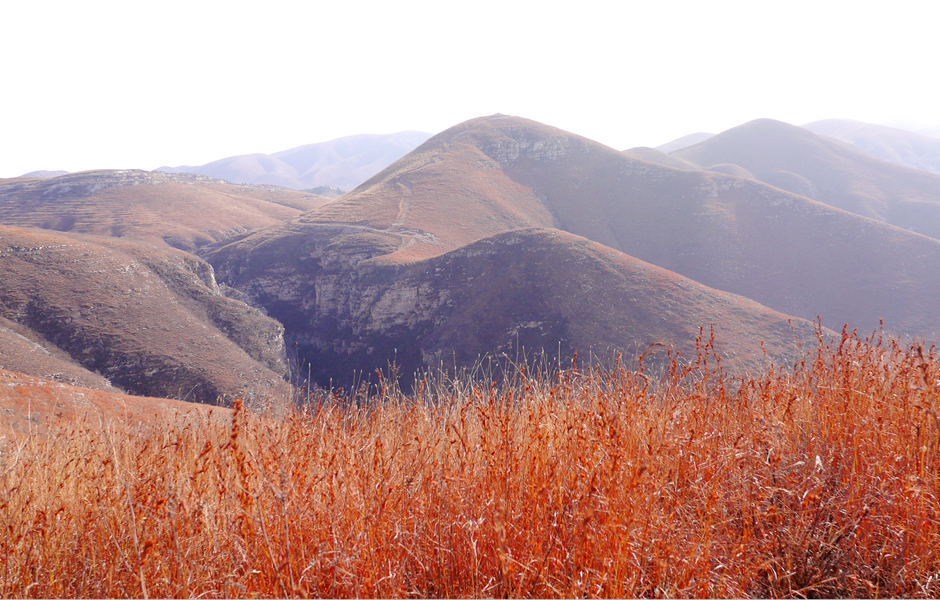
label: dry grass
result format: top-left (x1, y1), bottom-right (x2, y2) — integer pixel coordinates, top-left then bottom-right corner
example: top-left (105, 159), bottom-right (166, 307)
top-left (1, 328), bottom-right (939, 598)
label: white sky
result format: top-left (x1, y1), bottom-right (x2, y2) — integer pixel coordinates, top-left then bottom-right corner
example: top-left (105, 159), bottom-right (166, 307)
top-left (2, 0), bottom-right (938, 177)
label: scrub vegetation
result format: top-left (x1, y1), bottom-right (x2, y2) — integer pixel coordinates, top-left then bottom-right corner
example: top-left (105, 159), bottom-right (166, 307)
top-left (1, 328), bottom-right (939, 598)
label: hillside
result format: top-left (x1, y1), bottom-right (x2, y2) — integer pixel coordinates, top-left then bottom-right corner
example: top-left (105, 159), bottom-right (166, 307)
top-left (0, 170), bottom-right (331, 251)
top-left (803, 119), bottom-right (940, 175)
top-left (672, 119), bottom-right (940, 239)
top-left (0, 369), bottom-right (225, 445)
top-left (159, 131), bottom-right (431, 191)
top-left (621, 147), bottom-right (699, 170)
top-left (0, 316), bottom-right (114, 391)
top-left (0, 226), bottom-right (290, 403)
top-left (212, 228), bottom-right (821, 388)
top-left (212, 114), bottom-right (940, 371)
top-left (655, 131), bottom-right (714, 153)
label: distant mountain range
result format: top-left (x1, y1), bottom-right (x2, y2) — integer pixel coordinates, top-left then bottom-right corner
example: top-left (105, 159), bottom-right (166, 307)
top-left (4, 115), bottom-right (940, 401)
top-left (208, 115), bottom-right (940, 388)
top-left (158, 131), bottom-right (431, 191)
top-left (672, 118), bottom-right (940, 238)
top-left (803, 119), bottom-right (940, 175)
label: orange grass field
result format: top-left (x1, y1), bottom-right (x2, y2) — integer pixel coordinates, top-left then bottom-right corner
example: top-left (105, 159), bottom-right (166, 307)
top-left (1, 329), bottom-right (939, 598)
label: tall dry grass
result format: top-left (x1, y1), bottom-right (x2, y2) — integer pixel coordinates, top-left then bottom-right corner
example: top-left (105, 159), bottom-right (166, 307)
top-left (1, 328), bottom-right (939, 598)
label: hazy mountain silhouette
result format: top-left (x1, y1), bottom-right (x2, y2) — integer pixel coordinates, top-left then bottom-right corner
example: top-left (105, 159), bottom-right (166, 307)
top-left (803, 119), bottom-right (940, 175)
top-left (159, 131), bottom-right (431, 191)
top-left (19, 170), bottom-right (69, 178)
top-left (673, 119), bottom-right (940, 239)
top-left (655, 132), bottom-right (714, 153)
top-left (622, 147), bottom-right (698, 171)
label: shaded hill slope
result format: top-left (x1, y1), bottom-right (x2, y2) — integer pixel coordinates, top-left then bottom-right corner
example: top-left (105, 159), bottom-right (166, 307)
top-left (213, 228), bottom-right (822, 388)
top-left (159, 131), bottom-right (431, 191)
top-left (0, 170), bottom-right (330, 252)
top-left (214, 115), bottom-right (940, 347)
top-left (0, 226), bottom-right (290, 403)
top-left (672, 119), bottom-right (940, 239)
top-left (803, 119), bottom-right (940, 175)
top-left (0, 316), bottom-right (114, 391)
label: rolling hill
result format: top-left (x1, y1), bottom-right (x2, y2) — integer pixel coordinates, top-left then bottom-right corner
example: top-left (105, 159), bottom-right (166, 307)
top-left (672, 119), bottom-right (940, 239)
top-left (212, 227), bottom-right (822, 388)
top-left (0, 225), bottom-right (290, 403)
top-left (803, 119), bottom-right (940, 175)
top-left (0, 170), bottom-right (331, 252)
top-left (159, 131), bottom-right (431, 191)
top-left (0, 369), bottom-right (226, 446)
top-left (209, 114), bottom-right (940, 387)
top-left (655, 132), bottom-right (714, 153)
top-left (0, 315), bottom-right (114, 391)
top-left (621, 147), bottom-right (699, 171)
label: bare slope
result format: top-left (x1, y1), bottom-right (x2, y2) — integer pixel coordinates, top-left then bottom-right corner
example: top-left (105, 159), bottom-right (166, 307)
top-left (0, 316), bottom-right (113, 391)
top-left (0, 226), bottom-right (290, 403)
top-left (0, 170), bottom-right (330, 252)
top-left (803, 119), bottom-right (940, 175)
top-left (673, 119), bottom-right (940, 238)
top-left (0, 369), bottom-right (225, 446)
top-left (160, 131), bottom-right (431, 191)
top-left (214, 115), bottom-right (940, 346)
top-left (213, 228), bottom-right (821, 388)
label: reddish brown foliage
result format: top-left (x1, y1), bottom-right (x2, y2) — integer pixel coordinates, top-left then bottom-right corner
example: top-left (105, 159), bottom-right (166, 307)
top-left (1, 331), bottom-right (939, 597)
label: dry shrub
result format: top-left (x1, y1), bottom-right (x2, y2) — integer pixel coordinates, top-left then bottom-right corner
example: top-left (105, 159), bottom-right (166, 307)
top-left (1, 328), bottom-right (939, 598)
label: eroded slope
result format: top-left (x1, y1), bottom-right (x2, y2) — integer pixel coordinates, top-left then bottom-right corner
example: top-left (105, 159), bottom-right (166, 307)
top-left (0, 226), bottom-right (289, 403)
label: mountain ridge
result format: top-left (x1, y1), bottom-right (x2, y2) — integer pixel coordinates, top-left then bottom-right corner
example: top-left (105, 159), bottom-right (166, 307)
top-left (158, 131), bottom-right (431, 191)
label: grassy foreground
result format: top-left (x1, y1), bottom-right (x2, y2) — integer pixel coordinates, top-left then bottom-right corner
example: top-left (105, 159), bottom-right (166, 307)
top-left (1, 330), bottom-right (939, 598)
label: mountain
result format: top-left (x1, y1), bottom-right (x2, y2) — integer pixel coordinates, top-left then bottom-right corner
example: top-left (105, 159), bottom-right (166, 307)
top-left (622, 147), bottom-right (698, 171)
top-left (212, 227), bottom-right (821, 386)
top-left (0, 170), bottom-right (331, 252)
top-left (159, 131), bottom-right (431, 191)
top-left (209, 114), bottom-right (940, 384)
top-left (0, 225), bottom-right (290, 403)
top-left (803, 119), bottom-right (940, 175)
top-left (672, 119), bottom-right (940, 239)
top-left (20, 170), bottom-right (69, 178)
top-left (655, 132), bottom-right (714, 153)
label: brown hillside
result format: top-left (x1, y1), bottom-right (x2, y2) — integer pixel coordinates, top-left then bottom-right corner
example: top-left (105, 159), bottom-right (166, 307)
top-left (0, 369), bottom-right (225, 446)
top-left (0, 226), bottom-right (290, 403)
top-left (0, 316), bottom-right (113, 391)
top-left (0, 170), bottom-right (331, 252)
top-left (214, 228), bottom-right (823, 388)
top-left (673, 119), bottom-right (940, 239)
top-left (213, 114), bottom-right (940, 346)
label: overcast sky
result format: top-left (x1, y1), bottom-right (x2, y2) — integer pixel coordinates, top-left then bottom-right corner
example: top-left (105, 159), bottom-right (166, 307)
top-left (2, 0), bottom-right (938, 177)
